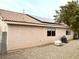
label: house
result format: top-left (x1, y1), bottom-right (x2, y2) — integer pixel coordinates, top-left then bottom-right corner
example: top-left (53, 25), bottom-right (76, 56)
top-left (0, 9), bottom-right (74, 54)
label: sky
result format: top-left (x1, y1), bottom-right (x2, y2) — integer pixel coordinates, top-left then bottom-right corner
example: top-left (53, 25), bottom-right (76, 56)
top-left (0, 0), bottom-right (75, 20)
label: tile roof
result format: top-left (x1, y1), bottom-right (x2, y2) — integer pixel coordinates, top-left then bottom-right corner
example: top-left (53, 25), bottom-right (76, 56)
top-left (0, 9), bottom-right (66, 25)
top-left (0, 9), bottom-right (41, 23)
top-left (0, 9), bottom-right (68, 28)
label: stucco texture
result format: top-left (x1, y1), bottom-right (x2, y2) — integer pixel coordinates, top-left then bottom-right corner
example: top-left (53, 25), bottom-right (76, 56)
top-left (7, 24), bottom-right (73, 51)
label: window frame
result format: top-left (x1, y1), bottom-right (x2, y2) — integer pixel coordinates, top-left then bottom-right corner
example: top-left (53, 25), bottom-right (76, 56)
top-left (66, 30), bottom-right (71, 35)
top-left (47, 29), bottom-right (56, 36)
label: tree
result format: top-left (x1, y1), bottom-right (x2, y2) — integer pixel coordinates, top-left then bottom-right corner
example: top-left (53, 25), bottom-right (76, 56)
top-left (54, 1), bottom-right (79, 36)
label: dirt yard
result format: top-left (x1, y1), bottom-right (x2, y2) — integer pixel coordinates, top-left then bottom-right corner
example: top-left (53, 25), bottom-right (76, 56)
top-left (0, 40), bottom-right (79, 59)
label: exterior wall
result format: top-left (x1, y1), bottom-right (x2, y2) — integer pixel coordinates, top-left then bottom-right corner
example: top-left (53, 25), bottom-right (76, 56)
top-left (66, 30), bottom-right (74, 40)
top-left (7, 24), bottom-right (74, 51)
top-left (56, 28), bottom-right (74, 40)
top-left (0, 20), bottom-right (8, 54)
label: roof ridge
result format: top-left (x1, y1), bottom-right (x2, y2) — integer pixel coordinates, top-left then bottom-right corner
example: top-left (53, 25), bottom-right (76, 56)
top-left (0, 9), bottom-right (26, 15)
top-left (0, 9), bottom-right (58, 24)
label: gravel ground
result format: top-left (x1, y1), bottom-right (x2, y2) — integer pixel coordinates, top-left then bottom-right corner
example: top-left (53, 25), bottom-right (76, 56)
top-left (0, 40), bottom-right (79, 59)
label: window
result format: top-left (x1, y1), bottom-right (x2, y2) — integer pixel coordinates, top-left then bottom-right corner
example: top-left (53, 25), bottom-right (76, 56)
top-left (47, 31), bottom-right (51, 36)
top-left (47, 29), bottom-right (56, 36)
top-left (66, 30), bottom-right (71, 35)
top-left (52, 31), bottom-right (55, 36)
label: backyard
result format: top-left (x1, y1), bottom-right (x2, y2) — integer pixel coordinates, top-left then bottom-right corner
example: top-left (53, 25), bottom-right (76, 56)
top-left (0, 40), bottom-right (79, 59)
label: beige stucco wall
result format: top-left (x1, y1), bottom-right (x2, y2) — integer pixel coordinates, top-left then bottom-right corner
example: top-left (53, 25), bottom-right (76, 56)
top-left (7, 24), bottom-right (74, 51)
top-left (56, 28), bottom-right (74, 40)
